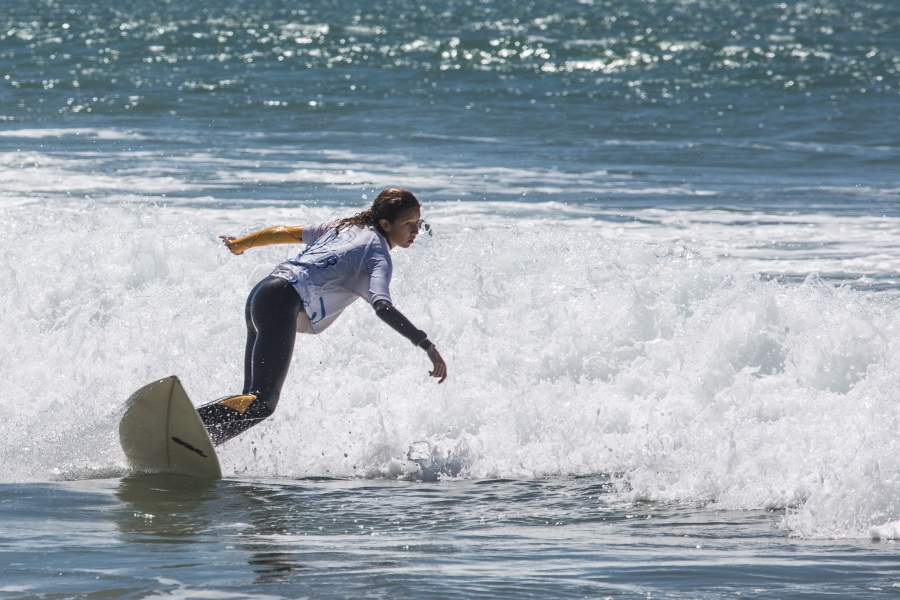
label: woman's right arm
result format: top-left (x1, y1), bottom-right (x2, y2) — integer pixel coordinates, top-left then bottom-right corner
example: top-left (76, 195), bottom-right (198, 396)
top-left (220, 226), bottom-right (304, 255)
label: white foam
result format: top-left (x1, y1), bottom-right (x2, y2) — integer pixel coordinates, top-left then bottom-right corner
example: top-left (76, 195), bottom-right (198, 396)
top-left (0, 128), bottom-right (146, 140)
top-left (0, 151), bottom-right (215, 196)
top-left (0, 147), bottom-right (713, 199)
top-left (3, 201), bottom-right (900, 540)
top-left (5, 145), bottom-right (899, 283)
top-left (422, 201), bottom-right (900, 293)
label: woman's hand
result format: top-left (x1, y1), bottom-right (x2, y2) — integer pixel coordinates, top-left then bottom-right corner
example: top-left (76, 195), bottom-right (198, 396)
top-left (219, 235), bottom-right (242, 255)
top-left (427, 345), bottom-right (448, 383)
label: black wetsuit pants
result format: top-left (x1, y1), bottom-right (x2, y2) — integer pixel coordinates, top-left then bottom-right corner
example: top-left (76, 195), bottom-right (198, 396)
top-left (197, 276), bottom-right (302, 445)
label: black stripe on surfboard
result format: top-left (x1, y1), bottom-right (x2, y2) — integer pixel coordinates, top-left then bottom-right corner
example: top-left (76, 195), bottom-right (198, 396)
top-left (171, 436), bottom-right (208, 458)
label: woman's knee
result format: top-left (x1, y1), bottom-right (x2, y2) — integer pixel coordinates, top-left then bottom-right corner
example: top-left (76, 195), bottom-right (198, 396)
top-left (198, 391), bottom-right (279, 446)
top-left (246, 389), bottom-right (280, 420)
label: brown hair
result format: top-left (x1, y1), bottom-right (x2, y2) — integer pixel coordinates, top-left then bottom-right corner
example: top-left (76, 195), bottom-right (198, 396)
top-left (335, 188), bottom-right (421, 235)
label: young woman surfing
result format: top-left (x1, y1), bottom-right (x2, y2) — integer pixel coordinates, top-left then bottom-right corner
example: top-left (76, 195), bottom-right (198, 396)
top-left (198, 188), bottom-right (447, 446)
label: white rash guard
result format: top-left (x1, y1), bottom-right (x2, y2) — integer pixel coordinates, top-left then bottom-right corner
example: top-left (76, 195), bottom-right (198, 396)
top-left (270, 222), bottom-right (393, 334)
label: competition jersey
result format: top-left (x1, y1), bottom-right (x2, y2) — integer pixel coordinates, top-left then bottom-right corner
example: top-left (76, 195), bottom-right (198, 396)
top-left (270, 222), bottom-right (393, 333)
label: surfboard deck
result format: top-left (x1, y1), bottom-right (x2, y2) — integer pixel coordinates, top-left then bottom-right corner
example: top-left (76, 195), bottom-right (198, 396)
top-left (119, 376), bottom-right (222, 479)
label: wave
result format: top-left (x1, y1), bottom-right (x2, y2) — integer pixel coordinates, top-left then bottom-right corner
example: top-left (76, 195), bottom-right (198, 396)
top-left (5, 141), bottom-right (900, 292)
top-left (0, 129), bottom-right (146, 140)
top-left (2, 201), bottom-right (900, 540)
top-left (0, 140), bottom-right (715, 199)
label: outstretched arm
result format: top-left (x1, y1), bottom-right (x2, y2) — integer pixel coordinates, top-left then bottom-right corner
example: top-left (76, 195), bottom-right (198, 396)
top-left (220, 226), bottom-right (304, 255)
top-left (373, 299), bottom-right (448, 383)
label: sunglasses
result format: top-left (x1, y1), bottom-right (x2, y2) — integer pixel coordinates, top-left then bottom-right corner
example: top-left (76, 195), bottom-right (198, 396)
top-left (416, 219), bottom-right (433, 236)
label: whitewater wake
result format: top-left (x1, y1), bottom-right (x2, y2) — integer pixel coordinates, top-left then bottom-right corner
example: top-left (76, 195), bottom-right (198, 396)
top-left (2, 201), bottom-right (900, 540)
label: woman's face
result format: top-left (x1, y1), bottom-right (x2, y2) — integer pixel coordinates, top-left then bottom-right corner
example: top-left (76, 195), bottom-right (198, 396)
top-left (381, 207), bottom-right (422, 249)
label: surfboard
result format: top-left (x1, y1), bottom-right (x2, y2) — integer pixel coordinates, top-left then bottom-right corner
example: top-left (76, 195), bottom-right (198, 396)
top-left (119, 376), bottom-right (222, 479)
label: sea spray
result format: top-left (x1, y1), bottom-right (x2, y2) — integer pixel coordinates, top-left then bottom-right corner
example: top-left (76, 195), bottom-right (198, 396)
top-left (2, 202), bottom-right (900, 539)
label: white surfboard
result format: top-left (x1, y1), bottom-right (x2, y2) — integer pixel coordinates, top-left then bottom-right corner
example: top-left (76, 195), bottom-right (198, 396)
top-left (119, 376), bottom-right (222, 479)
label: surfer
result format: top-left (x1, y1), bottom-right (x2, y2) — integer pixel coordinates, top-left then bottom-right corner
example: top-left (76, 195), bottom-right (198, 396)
top-left (198, 188), bottom-right (447, 445)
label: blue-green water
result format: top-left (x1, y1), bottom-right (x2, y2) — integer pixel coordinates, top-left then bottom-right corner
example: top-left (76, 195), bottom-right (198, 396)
top-left (5, 476), bottom-right (900, 598)
top-left (3, 0), bottom-right (898, 216)
top-left (2, 0), bottom-right (900, 596)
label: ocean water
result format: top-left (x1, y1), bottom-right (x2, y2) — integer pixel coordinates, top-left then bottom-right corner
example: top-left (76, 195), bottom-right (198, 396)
top-left (2, 0), bottom-right (900, 596)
